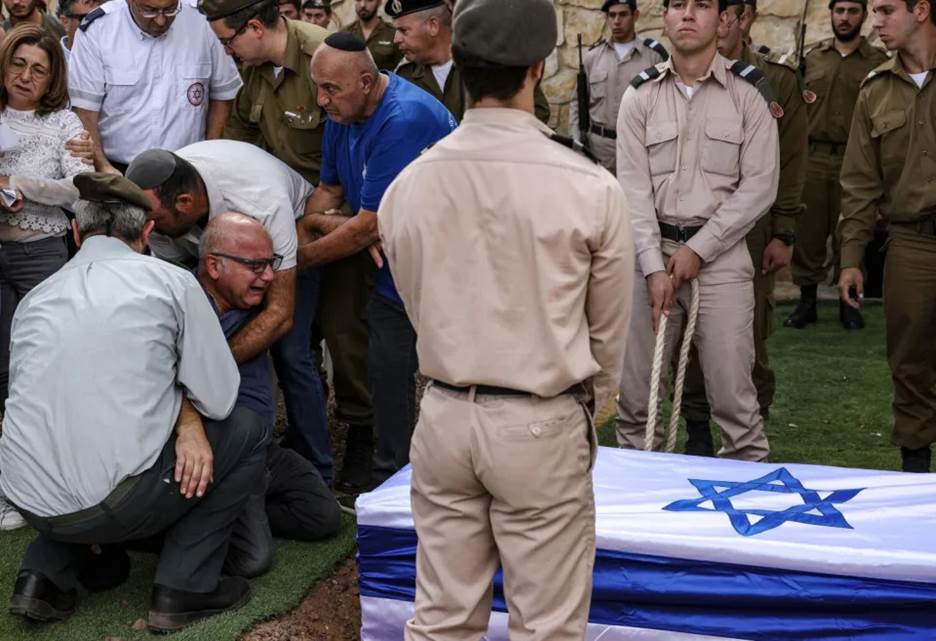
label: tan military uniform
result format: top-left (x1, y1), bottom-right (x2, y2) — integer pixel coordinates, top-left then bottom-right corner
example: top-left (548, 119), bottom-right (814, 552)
top-left (615, 53), bottom-right (779, 461)
top-left (569, 36), bottom-right (668, 172)
top-left (839, 54), bottom-right (936, 449)
top-left (792, 37), bottom-right (888, 285)
top-left (683, 43), bottom-right (808, 418)
top-left (396, 60), bottom-right (551, 124)
top-left (379, 108), bottom-right (633, 641)
top-left (342, 18), bottom-right (403, 71)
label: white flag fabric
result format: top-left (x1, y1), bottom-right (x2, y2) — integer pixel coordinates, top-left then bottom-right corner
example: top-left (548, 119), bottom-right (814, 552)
top-left (356, 447), bottom-right (936, 640)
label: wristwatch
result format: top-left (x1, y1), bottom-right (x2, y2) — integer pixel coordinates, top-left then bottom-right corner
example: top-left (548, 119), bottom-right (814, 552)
top-left (772, 232), bottom-right (795, 246)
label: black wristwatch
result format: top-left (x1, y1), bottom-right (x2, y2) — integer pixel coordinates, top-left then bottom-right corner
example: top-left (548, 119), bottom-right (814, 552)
top-left (772, 232), bottom-right (795, 246)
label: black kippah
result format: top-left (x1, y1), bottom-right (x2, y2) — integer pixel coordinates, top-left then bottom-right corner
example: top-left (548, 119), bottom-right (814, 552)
top-left (325, 32), bottom-right (366, 52)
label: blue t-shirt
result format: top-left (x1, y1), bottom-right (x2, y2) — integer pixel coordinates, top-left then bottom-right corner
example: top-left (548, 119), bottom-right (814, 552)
top-left (320, 72), bottom-right (456, 304)
top-left (218, 305), bottom-right (275, 423)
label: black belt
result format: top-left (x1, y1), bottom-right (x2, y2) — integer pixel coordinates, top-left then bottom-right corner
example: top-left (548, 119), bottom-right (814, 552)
top-left (659, 222), bottom-right (703, 243)
top-left (432, 380), bottom-right (581, 398)
top-left (589, 123), bottom-right (617, 140)
top-left (890, 216), bottom-right (936, 236)
top-left (809, 140), bottom-right (845, 155)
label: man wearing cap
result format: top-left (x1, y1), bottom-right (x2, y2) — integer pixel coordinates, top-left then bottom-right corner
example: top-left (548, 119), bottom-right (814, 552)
top-left (0, 173), bottom-right (266, 632)
top-left (301, 0), bottom-right (333, 28)
top-left (379, 0), bottom-right (632, 637)
top-left (678, 0), bottom-right (808, 455)
top-left (569, 0), bottom-right (668, 173)
top-left (203, 0), bottom-right (378, 495)
top-left (389, 0), bottom-right (551, 123)
top-left (738, 0), bottom-right (771, 56)
top-left (614, 0), bottom-right (779, 461)
top-left (784, 0), bottom-right (887, 330)
top-left (837, 0), bottom-right (936, 471)
top-left (125, 140), bottom-right (334, 485)
top-left (298, 32), bottom-right (455, 503)
top-left (67, 0), bottom-right (242, 174)
top-left (342, 0), bottom-right (403, 70)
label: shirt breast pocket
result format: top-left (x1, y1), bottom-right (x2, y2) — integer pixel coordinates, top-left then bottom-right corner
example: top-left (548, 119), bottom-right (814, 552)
top-left (103, 66), bottom-right (141, 115)
top-left (703, 118), bottom-right (744, 177)
top-left (870, 109), bottom-right (907, 168)
top-left (589, 71), bottom-right (608, 108)
top-left (805, 68), bottom-right (827, 100)
top-left (180, 63), bottom-right (212, 109)
top-left (646, 120), bottom-right (679, 177)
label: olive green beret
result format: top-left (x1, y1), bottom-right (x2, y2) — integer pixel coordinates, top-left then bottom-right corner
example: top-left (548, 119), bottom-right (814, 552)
top-left (385, 0), bottom-right (445, 18)
top-left (829, 0), bottom-right (865, 8)
top-left (73, 173), bottom-right (152, 211)
top-left (197, 0), bottom-right (269, 21)
top-left (452, 0), bottom-right (556, 67)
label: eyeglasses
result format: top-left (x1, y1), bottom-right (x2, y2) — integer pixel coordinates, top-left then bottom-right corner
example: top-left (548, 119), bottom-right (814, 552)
top-left (136, 1), bottom-right (181, 18)
top-left (211, 252), bottom-right (283, 274)
top-left (8, 57), bottom-right (49, 81)
top-left (218, 18), bottom-right (251, 47)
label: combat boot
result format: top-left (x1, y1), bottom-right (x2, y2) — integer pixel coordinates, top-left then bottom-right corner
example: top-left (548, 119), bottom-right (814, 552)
top-left (839, 297), bottom-right (865, 331)
top-left (783, 284), bottom-right (818, 328)
top-left (901, 446), bottom-right (931, 473)
top-left (335, 425), bottom-right (374, 493)
top-left (684, 420), bottom-right (715, 457)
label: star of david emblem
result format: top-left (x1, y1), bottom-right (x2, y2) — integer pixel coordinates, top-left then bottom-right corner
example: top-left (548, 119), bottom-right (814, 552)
top-left (663, 467), bottom-right (864, 537)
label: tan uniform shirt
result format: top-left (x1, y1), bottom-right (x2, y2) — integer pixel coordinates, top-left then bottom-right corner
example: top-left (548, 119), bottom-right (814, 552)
top-left (378, 108), bottom-right (634, 411)
top-left (616, 53), bottom-right (780, 277)
top-left (839, 55), bottom-right (936, 268)
top-left (222, 20), bottom-right (327, 184)
top-left (342, 19), bottom-right (403, 71)
top-left (804, 37), bottom-right (889, 144)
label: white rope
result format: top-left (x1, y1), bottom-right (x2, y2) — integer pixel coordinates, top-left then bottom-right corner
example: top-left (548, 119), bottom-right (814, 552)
top-left (643, 278), bottom-right (701, 453)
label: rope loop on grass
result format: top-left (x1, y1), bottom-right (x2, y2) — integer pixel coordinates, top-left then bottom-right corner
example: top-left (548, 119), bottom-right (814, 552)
top-left (644, 278), bottom-right (700, 453)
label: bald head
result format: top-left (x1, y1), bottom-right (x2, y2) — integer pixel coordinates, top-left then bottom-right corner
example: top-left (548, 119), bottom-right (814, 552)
top-left (311, 41), bottom-right (386, 124)
top-left (199, 211), bottom-right (270, 259)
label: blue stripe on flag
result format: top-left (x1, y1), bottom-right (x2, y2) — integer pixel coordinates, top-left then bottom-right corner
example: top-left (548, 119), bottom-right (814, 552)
top-left (358, 524), bottom-right (936, 640)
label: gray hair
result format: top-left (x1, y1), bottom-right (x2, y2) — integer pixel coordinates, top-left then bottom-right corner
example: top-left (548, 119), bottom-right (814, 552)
top-left (73, 199), bottom-right (148, 241)
top-left (422, 4), bottom-right (452, 29)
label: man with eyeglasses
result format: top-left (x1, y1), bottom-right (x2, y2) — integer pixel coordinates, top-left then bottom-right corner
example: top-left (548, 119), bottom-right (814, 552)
top-left (125, 139), bottom-right (336, 487)
top-left (67, 0), bottom-right (242, 174)
top-left (55, 0), bottom-right (101, 64)
top-left (1, 0), bottom-right (65, 39)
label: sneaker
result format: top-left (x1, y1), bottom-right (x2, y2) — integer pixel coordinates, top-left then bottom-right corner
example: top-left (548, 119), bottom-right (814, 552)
top-left (0, 495), bottom-right (27, 531)
top-left (337, 494), bottom-right (357, 516)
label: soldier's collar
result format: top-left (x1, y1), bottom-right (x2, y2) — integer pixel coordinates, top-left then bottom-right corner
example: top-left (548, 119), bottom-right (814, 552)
top-left (658, 55), bottom-right (727, 88)
top-left (281, 18), bottom-right (305, 74)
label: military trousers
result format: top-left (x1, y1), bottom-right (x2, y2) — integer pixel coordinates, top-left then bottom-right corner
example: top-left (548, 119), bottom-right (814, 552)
top-left (405, 384), bottom-right (597, 641)
top-left (616, 240), bottom-right (769, 461)
top-left (682, 217), bottom-right (776, 421)
top-left (883, 229), bottom-right (936, 449)
top-left (791, 145), bottom-right (844, 286)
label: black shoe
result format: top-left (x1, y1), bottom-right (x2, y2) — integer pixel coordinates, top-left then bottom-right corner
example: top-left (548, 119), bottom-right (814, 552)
top-left (78, 545), bottom-right (131, 593)
top-left (784, 285), bottom-right (818, 329)
top-left (901, 446), bottom-right (931, 473)
top-left (335, 425), bottom-right (374, 494)
top-left (684, 420), bottom-right (715, 457)
top-left (839, 299), bottom-right (865, 330)
top-left (147, 577), bottom-right (251, 633)
top-left (9, 570), bottom-right (76, 622)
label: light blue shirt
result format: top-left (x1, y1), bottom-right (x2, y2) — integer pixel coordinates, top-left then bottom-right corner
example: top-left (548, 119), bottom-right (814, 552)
top-left (0, 235), bottom-right (239, 517)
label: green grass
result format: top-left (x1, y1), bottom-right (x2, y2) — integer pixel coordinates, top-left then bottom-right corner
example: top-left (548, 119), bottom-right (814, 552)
top-left (0, 302), bottom-right (896, 641)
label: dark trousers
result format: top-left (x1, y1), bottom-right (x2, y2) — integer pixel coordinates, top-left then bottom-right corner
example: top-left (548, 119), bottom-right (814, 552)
top-left (367, 293), bottom-right (418, 485)
top-left (272, 268), bottom-right (332, 484)
top-left (17, 407), bottom-right (268, 593)
top-left (266, 443), bottom-right (342, 540)
top-left (0, 236), bottom-right (68, 408)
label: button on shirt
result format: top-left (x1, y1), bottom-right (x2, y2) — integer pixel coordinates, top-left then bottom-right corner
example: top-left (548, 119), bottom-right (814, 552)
top-left (378, 108), bottom-right (634, 411)
top-left (0, 236), bottom-right (239, 517)
top-left (616, 53), bottom-right (780, 278)
top-left (68, 0), bottom-right (242, 165)
top-left (148, 140), bottom-right (313, 270)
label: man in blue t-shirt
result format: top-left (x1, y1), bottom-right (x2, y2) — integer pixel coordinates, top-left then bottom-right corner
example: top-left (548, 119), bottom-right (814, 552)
top-left (298, 32), bottom-right (456, 499)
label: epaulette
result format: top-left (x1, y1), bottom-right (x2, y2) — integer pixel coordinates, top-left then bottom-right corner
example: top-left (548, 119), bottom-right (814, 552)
top-left (642, 37), bottom-right (669, 61)
top-left (629, 64), bottom-right (662, 89)
top-left (589, 38), bottom-right (606, 51)
top-left (860, 58), bottom-right (895, 87)
top-left (546, 132), bottom-right (599, 164)
top-left (768, 49), bottom-right (798, 72)
top-left (79, 5), bottom-right (106, 31)
top-left (729, 60), bottom-right (785, 119)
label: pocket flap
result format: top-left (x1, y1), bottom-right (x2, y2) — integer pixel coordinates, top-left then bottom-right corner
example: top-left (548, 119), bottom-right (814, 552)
top-left (183, 62), bottom-right (212, 79)
top-left (589, 71), bottom-right (608, 86)
top-left (871, 110), bottom-right (906, 138)
top-left (646, 120), bottom-right (678, 145)
top-left (705, 118), bottom-right (744, 144)
top-left (103, 65), bottom-right (140, 86)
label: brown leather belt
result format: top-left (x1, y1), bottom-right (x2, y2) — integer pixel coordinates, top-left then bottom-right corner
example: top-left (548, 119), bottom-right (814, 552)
top-left (589, 123), bottom-right (617, 140)
top-left (432, 380), bottom-right (581, 398)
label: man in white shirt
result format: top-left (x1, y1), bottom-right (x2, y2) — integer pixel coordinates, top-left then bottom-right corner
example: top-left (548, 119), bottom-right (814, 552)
top-left (67, 0), bottom-right (242, 173)
top-left (56, 0), bottom-right (100, 64)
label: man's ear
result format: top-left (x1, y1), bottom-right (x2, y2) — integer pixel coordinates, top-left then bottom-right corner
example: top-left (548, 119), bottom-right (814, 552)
top-left (140, 218), bottom-right (155, 250)
top-left (174, 193), bottom-right (196, 215)
top-left (528, 59), bottom-right (545, 85)
top-left (426, 15), bottom-right (440, 37)
top-left (70, 218), bottom-right (82, 248)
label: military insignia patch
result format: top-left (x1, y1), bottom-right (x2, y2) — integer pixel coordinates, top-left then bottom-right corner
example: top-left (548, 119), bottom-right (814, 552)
top-left (769, 101), bottom-right (785, 119)
top-left (802, 90), bottom-right (817, 104)
top-left (390, 0), bottom-right (402, 14)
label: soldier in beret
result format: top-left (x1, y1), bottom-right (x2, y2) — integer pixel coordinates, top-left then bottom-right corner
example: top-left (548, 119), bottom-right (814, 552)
top-left (301, 0), bottom-right (334, 29)
top-left (1, 174), bottom-right (266, 632)
top-left (379, 0), bottom-right (633, 638)
top-left (342, 0), bottom-right (403, 70)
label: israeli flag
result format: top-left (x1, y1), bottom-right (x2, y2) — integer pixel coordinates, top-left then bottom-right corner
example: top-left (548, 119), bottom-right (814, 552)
top-left (356, 447), bottom-right (936, 640)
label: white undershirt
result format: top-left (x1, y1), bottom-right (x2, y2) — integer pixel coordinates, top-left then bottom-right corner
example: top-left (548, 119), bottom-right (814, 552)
top-left (613, 39), bottom-right (637, 60)
top-left (272, 65), bottom-right (284, 78)
top-left (431, 59), bottom-right (453, 91)
top-left (676, 80), bottom-right (695, 99)
top-left (909, 71), bottom-right (929, 88)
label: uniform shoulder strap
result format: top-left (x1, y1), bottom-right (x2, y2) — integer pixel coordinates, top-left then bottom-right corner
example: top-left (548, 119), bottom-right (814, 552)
top-left (629, 64), bottom-right (663, 89)
top-left (860, 58), bottom-right (895, 88)
top-left (545, 132), bottom-right (599, 164)
top-left (729, 60), bottom-right (784, 119)
top-left (79, 5), bottom-right (107, 32)
top-left (641, 37), bottom-right (669, 61)
top-left (589, 38), bottom-right (606, 51)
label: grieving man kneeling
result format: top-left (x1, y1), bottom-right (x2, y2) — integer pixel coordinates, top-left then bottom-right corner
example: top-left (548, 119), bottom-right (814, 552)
top-left (0, 174), bottom-right (268, 632)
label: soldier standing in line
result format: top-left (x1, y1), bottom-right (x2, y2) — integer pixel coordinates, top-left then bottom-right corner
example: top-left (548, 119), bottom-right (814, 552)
top-left (342, 0), bottom-right (404, 70)
top-left (739, 0), bottom-right (771, 56)
top-left (569, 0), bottom-right (668, 173)
top-left (838, 0), bottom-right (935, 472)
top-left (785, 0), bottom-right (888, 329)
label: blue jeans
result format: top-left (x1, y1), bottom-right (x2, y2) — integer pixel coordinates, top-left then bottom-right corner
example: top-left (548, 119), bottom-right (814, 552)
top-left (270, 268), bottom-right (332, 484)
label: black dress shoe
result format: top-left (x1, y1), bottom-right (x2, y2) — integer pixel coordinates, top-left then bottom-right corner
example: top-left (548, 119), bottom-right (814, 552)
top-left (901, 446), bottom-right (931, 473)
top-left (784, 299), bottom-right (817, 328)
top-left (684, 420), bottom-right (715, 457)
top-left (148, 576), bottom-right (251, 633)
top-left (9, 570), bottom-right (76, 622)
top-left (839, 300), bottom-right (865, 330)
top-left (78, 545), bottom-right (131, 592)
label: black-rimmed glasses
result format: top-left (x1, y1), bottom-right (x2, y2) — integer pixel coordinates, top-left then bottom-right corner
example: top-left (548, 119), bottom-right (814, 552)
top-left (211, 252), bottom-right (283, 274)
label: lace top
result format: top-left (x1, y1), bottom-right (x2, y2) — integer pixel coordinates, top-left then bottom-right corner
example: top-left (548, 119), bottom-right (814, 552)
top-left (0, 107), bottom-right (88, 236)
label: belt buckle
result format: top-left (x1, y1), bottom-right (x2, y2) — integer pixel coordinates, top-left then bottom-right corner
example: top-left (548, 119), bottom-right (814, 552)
top-left (676, 226), bottom-right (691, 243)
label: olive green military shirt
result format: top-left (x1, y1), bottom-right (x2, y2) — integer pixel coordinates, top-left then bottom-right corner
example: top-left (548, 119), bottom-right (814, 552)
top-left (839, 55), bottom-right (936, 269)
top-left (745, 44), bottom-right (808, 236)
top-left (222, 20), bottom-right (327, 184)
top-left (2, 12), bottom-right (65, 39)
top-left (342, 19), bottom-right (403, 72)
top-left (396, 61), bottom-right (551, 124)
top-left (803, 37), bottom-right (889, 144)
